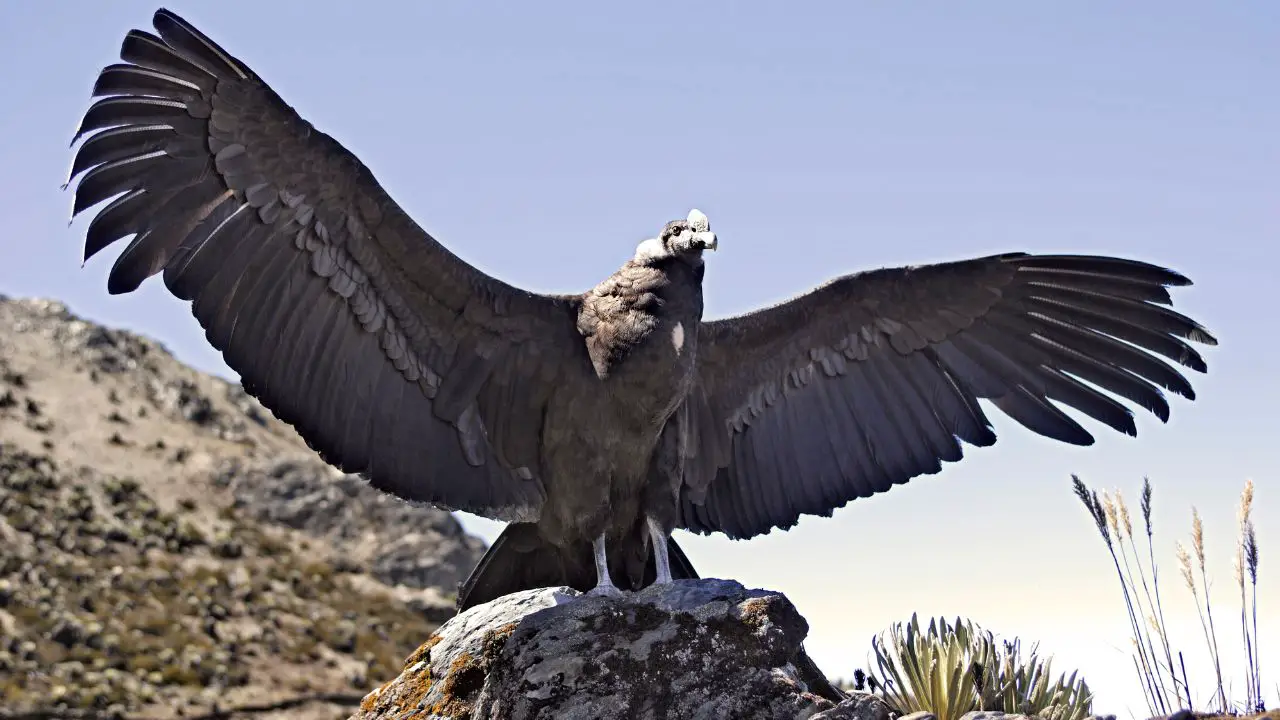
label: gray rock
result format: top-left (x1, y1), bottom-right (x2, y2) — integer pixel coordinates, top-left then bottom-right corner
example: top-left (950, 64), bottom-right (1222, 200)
top-left (810, 692), bottom-right (899, 720)
top-left (353, 579), bottom-right (846, 720)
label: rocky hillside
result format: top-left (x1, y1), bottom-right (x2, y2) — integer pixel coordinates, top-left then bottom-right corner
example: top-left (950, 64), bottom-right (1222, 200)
top-left (0, 296), bottom-right (488, 718)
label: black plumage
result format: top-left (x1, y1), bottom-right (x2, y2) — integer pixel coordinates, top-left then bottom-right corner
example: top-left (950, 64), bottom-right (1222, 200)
top-left (67, 9), bottom-right (1217, 612)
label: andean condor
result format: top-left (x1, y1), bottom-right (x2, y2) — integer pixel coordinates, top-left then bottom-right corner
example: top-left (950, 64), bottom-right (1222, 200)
top-left (66, 8), bottom-right (1217, 612)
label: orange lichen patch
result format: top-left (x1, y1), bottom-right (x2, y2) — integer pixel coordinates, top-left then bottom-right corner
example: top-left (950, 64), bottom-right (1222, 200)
top-left (485, 622), bottom-right (519, 651)
top-left (359, 683), bottom-right (386, 714)
top-left (396, 661), bottom-right (438, 716)
top-left (356, 623), bottom-right (519, 718)
top-left (738, 597), bottom-right (772, 627)
top-left (359, 638), bottom-right (441, 716)
top-left (429, 651), bottom-right (481, 717)
top-left (402, 633), bottom-right (443, 670)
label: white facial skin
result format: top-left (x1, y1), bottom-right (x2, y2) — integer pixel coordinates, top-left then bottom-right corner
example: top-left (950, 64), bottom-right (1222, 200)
top-left (633, 208), bottom-right (718, 263)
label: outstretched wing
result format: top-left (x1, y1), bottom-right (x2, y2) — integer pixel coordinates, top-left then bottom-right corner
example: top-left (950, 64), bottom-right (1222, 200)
top-left (681, 253), bottom-right (1216, 539)
top-left (67, 9), bottom-right (584, 521)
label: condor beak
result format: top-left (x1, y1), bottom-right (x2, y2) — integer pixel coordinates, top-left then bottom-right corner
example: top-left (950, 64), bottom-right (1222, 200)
top-left (686, 209), bottom-right (715, 250)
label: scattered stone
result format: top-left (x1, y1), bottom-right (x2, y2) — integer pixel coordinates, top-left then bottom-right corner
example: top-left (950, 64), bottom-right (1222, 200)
top-left (812, 694), bottom-right (900, 720)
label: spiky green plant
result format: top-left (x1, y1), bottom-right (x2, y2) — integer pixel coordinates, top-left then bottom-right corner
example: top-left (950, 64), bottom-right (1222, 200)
top-left (867, 613), bottom-right (1093, 720)
top-left (975, 636), bottom-right (1095, 720)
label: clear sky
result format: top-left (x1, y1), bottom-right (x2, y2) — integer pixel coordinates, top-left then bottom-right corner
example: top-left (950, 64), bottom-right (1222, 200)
top-left (1, 2), bottom-right (1275, 716)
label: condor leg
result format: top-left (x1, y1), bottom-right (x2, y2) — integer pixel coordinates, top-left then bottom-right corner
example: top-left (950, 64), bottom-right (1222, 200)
top-left (585, 532), bottom-right (623, 597)
top-left (647, 516), bottom-right (674, 585)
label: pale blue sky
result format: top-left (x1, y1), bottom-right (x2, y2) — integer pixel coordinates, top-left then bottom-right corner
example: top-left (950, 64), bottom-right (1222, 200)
top-left (1, 2), bottom-right (1276, 716)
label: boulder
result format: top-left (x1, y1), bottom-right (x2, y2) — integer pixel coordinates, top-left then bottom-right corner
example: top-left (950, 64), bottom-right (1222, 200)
top-left (351, 578), bottom-right (857, 720)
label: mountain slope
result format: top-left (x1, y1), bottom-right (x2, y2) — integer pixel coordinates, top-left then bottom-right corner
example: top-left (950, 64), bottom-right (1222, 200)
top-left (0, 295), bottom-right (487, 718)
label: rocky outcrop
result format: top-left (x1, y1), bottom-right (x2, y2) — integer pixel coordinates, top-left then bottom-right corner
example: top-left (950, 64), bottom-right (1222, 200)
top-left (217, 458), bottom-right (486, 593)
top-left (352, 579), bottom-right (853, 720)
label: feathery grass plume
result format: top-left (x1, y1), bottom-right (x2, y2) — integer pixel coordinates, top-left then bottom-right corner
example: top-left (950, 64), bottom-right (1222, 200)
top-left (1114, 488), bottom-right (1174, 708)
top-left (1104, 491), bottom-right (1121, 540)
top-left (1178, 542), bottom-right (1195, 592)
top-left (1244, 520), bottom-right (1259, 708)
top-left (1136, 476), bottom-right (1182, 707)
top-left (1177, 530), bottom-right (1210, 709)
top-left (1141, 480), bottom-right (1153, 535)
top-left (1190, 507), bottom-right (1228, 712)
top-left (1073, 477), bottom-right (1111, 547)
top-left (1138, 477), bottom-right (1186, 709)
top-left (1235, 542), bottom-right (1252, 711)
top-left (1118, 490), bottom-right (1134, 540)
top-left (1072, 475), bottom-right (1169, 716)
top-left (1193, 509), bottom-right (1205, 568)
top-left (1236, 478), bottom-right (1262, 712)
top-left (1237, 480), bottom-right (1256, 711)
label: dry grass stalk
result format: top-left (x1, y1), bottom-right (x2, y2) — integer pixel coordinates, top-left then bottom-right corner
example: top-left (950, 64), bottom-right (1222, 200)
top-left (1140, 477), bottom-right (1190, 710)
top-left (1236, 479), bottom-right (1262, 712)
top-left (1073, 475), bottom-right (1176, 717)
top-left (1191, 507), bottom-right (1229, 712)
top-left (1073, 475), bottom-right (1270, 715)
top-left (1114, 489), bottom-right (1176, 708)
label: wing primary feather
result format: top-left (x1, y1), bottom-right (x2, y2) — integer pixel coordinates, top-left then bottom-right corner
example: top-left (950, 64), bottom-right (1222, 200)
top-left (68, 125), bottom-right (175, 183)
top-left (71, 149), bottom-right (172, 215)
top-left (1038, 366), bottom-right (1138, 436)
top-left (118, 29), bottom-right (217, 87)
top-left (107, 177), bottom-right (232, 295)
top-left (1023, 295), bottom-right (1208, 372)
top-left (991, 386), bottom-right (1094, 445)
top-left (164, 202), bottom-right (251, 299)
top-left (72, 96), bottom-right (195, 145)
top-left (1024, 282), bottom-right (1215, 346)
top-left (91, 64), bottom-right (202, 99)
top-left (82, 188), bottom-right (154, 261)
top-left (1009, 254), bottom-right (1192, 286)
top-left (1012, 267), bottom-right (1175, 306)
top-left (1020, 312), bottom-right (1195, 399)
top-left (152, 9), bottom-right (252, 81)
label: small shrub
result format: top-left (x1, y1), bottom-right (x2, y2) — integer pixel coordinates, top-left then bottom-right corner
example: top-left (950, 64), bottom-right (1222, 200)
top-left (866, 613), bottom-right (1093, 720)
